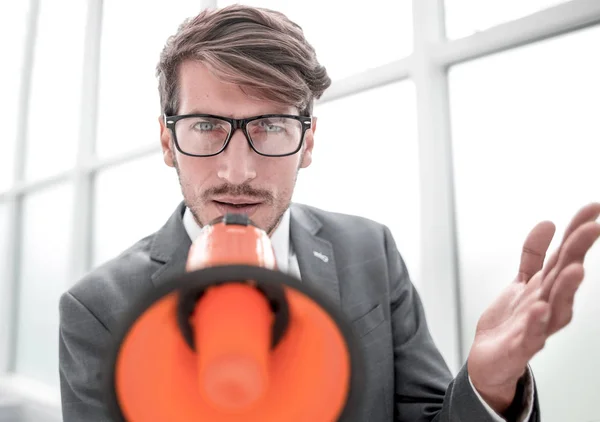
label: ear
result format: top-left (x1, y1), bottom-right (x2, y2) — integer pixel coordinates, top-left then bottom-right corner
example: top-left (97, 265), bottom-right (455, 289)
top-left (159, 115), bottom-right (175, 168)
top-left (300, 117), bottom-right (316, 169)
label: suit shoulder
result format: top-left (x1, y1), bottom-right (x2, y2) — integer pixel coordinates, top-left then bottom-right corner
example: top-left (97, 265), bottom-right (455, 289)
top-left (63, 234), bottom-right (159, 325)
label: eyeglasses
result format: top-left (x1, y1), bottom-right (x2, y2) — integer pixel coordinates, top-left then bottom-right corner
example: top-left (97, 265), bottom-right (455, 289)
top-left (164, 113), bottom-right (314, 157)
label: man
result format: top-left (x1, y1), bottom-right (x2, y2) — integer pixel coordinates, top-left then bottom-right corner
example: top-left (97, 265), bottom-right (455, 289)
top-left (58, 4), bottom-right (600, 421)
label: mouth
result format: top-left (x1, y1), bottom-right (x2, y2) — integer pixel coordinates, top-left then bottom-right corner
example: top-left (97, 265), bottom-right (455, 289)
top-left (212, 200), bottom-right (261, 216)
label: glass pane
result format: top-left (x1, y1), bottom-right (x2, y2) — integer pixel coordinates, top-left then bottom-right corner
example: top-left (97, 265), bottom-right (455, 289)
top-left (449, 26), bottom-right (600, 422)
top-left (95, 1), bottom-right (204, 158)
top-left (16, 183), bottom-right (73, 387)
top-left (217, 0), bottom-right (413, 81)
top-left (0, 202), bottom-right (12, 368)
top-left (0, 1), bottom-right (30, 191)
top-left (92, 154), bottom-right (183, 267)
top-left (24, 0), bottom-right (88, 181)
top-left (293, 81), bottom-right (421, 286)
top-left (0, 201), bottom-right (10, 290)
top-left (445, 0), bottom-right (570, 39)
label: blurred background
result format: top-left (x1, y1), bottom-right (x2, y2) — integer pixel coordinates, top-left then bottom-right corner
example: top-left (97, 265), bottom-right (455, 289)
top-left (0, 0), bottom-right (599, 421)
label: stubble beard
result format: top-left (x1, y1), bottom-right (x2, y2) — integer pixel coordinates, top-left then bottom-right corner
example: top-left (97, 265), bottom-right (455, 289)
top-left (172, 150), bottom-right (303, 236)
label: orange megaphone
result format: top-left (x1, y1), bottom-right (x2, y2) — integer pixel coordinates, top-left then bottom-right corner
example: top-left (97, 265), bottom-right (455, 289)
top-left (104, 213), bottom-right (365, 421)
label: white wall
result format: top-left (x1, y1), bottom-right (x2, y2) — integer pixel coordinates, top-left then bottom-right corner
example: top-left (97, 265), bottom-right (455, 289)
top-left (450, 25), bottom-right (600, 422)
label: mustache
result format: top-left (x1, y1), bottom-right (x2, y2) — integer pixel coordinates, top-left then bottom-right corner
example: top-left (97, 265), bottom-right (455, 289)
top-left (202, 183), bottom-right (273, 203)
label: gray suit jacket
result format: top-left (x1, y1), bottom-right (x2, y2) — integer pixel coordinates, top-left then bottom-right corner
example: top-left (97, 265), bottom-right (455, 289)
top-left (59, 202), bottom-right (539, 421)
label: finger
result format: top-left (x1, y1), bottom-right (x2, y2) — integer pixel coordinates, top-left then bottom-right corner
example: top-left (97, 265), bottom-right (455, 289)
top-left (541, 202), bottom-right (600, 280)
top-left (516, 301), bottom-right (551, 359)
top-left (561, 202), bottom-right (600, 241)
top-left (547, 263), bottom-right (585, 336)
top-left (540, 249), bottom-right (559, 282)
top-left (514, 273), bottom-right (544, 314)
top-left (517, 221), bottom-right (555, 283)
top-left (540, 221), bottom-right (600, 300)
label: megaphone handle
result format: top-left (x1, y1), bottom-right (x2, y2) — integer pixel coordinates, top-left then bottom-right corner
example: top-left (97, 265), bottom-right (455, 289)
top-left (192, 283), bottom-right (272, 411)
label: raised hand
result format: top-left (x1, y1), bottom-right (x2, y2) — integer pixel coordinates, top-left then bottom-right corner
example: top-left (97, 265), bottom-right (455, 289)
top-left (466, 202), bottom-right (600, 415)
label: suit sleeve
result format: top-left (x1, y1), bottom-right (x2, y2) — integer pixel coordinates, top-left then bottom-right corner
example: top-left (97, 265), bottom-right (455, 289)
top-left (59, 291), bottom-right (114, 422)
top-left (469, 367), bottom-right (537, 422)
top-left (383, 226), bottom-right (540, 422)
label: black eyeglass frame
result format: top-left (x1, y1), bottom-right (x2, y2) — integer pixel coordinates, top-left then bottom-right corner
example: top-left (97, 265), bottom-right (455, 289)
top-left (164, 113), bottom-right (314, 157)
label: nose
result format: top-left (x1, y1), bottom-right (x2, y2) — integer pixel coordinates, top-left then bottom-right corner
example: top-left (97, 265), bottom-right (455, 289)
top-left (217, 130), bottom-right (257, 184)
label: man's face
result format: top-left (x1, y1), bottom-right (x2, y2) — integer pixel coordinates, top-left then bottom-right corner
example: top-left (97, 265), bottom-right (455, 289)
top-left (159, 61), bottom-right (314, 235)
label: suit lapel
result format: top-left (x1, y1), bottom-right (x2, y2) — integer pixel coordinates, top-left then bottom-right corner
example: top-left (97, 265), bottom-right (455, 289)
top-left (290, 203), bottom-right (341, 309)
top-left (149, 201), bottom-right (192, 288)
top-left (147, 201), bottom-right (342, 312)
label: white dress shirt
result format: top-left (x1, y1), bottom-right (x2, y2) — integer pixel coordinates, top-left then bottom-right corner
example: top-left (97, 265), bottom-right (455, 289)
top-left (182, 206), bottom-right (533, 421)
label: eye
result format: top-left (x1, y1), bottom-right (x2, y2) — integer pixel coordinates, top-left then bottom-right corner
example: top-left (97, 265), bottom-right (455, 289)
top-left (193, 121), bottom-right (216, 131)
top-left (257, 120), bottom-right (284, 133)
top-left (265, 124), bottom-right (282, 133)
top-left (261, 122), bottom-right (285, 133)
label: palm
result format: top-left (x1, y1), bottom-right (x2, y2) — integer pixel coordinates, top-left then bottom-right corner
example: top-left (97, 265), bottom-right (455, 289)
top-left (468, 203), bottom-right (600, 399)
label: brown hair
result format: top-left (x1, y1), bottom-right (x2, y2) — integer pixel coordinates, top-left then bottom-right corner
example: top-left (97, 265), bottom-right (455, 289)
top-left (156, 5), bottom-right (331, 117)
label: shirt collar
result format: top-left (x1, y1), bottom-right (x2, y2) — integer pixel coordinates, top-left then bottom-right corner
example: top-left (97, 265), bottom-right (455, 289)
top-left (182, 207), bottom-right (292, 272)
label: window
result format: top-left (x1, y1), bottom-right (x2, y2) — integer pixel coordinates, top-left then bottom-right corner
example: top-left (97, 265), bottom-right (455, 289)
top-left (449, 25), bottom-right (600, 422)
top-left (95, 1), bottom-right (204, 158)
top-left (217, 0), bottom-right (413, 81)
top-left (24, 0), bottom-right (88, 181)
top-left (92, 154), bottom-right (183, 267)
top-left (15, 183), bottom-right (74, 387)
top-left (293, 81), bottom-right (421, 286)
top-left (445, 0), bottom-right (571, 39)
top-left (0, 202), bottom-right (12, 368)
top-left (0, 201), bottom-right (10, 290)
top-left (0, 0), bottom-right (31, 191)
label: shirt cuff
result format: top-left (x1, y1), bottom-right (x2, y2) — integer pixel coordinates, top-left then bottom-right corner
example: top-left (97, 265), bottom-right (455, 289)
top-left (468, 366), bottom-right (534, 422)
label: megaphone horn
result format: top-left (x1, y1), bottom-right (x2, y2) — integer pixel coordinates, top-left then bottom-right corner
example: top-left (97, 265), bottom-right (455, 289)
top-left (104, 213), bottom-right (365, 422)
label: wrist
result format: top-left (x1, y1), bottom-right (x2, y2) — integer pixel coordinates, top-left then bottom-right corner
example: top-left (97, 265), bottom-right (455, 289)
top-left (473, 381), bottom-right (517, 416)
top-left (468, 361), bottom-right (527, 417)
